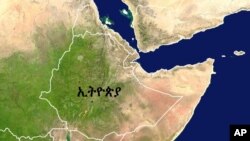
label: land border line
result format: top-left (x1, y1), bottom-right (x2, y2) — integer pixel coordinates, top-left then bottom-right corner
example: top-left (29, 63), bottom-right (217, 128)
top-left (0, 2), bottom-right (184, 141)
top-left (0, 4), bottom-right (91, 141)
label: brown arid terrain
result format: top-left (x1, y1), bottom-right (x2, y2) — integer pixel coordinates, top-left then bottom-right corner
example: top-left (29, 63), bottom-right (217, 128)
top-left (127, 59), bottom-right (214, 141)
top-left (122, 0), bottom-right (250, 52)
top-left (0, 0), bottom-right (90, 59)
top-left (0, 0), bottom-right (214, 141)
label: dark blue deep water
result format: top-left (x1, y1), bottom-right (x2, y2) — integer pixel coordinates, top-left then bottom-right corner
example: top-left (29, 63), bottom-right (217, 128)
top-left (94, 0), bottom-right (138, 50)
top-left (94, 0), bottom-right (250, 140)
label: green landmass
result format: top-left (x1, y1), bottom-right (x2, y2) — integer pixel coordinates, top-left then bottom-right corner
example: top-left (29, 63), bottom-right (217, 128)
top-left (0, 24), bottom-right (72, 137)
top-left (0, 131), bottom-right (17, 141)
top-left (21, 137), bottom-right (52, 141)
top-left (66, 132), bottom-right (71, 141)
top-left (46, 34), bottom-right (133, 137)
top-left (0, 13), bottom-right (134, 139)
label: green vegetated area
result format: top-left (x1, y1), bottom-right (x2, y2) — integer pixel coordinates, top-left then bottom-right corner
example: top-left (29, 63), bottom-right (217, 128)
top-left (46, 34), bottom-right (133, 136)
top-left (0, 131), bottom-right (17, 141)
top-left (66, 132), bottom-right (71, 141)
top-left (21, 137), bottom-right (53, 141)
top-left (0, 23), bottom-right (72, 139)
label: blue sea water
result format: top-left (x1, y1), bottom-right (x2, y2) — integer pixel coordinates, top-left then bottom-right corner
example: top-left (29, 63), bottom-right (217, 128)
top-left (94, 0), bottom-right (138, 51)
top-left (93, 0), bottom-right (250, 140)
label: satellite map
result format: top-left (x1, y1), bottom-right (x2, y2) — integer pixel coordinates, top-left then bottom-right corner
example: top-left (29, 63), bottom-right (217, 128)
top-left (0, 0), bottom-right (250, 141)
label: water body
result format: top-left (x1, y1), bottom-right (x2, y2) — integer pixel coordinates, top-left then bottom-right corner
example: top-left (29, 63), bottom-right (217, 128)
top-left (93, 0), bottom-right (250, 140)
top-left (137, 12), bottom-right (250, 72)
top-left (94, 0), bottom-right (138, 51)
